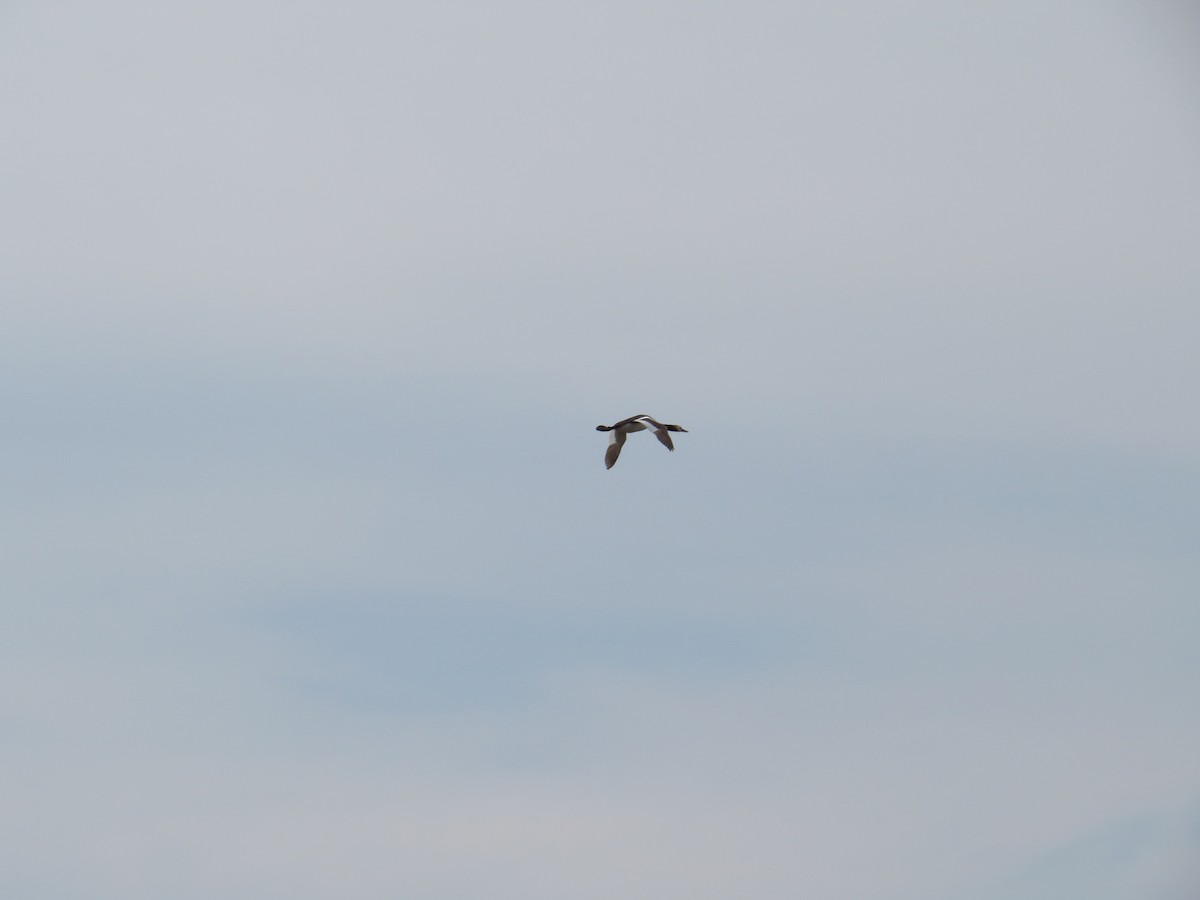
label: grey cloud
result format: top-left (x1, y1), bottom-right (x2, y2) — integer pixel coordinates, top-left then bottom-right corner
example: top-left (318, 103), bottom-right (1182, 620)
top-left (3, 2), bottom-right (1199, 898)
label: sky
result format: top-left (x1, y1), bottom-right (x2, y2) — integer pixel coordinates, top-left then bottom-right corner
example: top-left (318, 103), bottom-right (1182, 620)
top-left (2, 1), bottom-right (1199, 898)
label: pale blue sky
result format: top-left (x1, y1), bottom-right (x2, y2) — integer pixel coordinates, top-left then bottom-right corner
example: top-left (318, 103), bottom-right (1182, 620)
top-left (2, 1), bottom-right (1198, 898)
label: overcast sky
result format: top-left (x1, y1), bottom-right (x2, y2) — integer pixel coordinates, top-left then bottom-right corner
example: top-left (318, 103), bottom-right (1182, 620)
top-left (2, 2), bottom-right (1198, 898)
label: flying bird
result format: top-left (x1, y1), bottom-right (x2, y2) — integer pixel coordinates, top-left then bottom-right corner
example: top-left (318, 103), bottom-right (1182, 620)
top-left (595, 414), bottom-right (688, 469)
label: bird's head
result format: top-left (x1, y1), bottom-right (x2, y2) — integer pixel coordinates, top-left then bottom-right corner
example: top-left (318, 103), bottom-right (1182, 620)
top-left (596, 425), bottom-right (612, 432)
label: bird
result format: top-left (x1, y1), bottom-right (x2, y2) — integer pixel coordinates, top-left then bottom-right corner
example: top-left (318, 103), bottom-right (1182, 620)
top-left (595, 414), bottom-right (688, 469)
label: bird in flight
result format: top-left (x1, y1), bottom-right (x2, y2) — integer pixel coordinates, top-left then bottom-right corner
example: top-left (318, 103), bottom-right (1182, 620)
top-left (595, 414), bottom-right (688, 469)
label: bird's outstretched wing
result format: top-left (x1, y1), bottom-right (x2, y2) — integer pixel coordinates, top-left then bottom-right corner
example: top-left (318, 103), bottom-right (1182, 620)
top-left (638, 416), bottom-right (676, 450)
top-left (605, 430), bottom-right (626, 469)
top-left (650, 426), bottom-right (675, 451)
